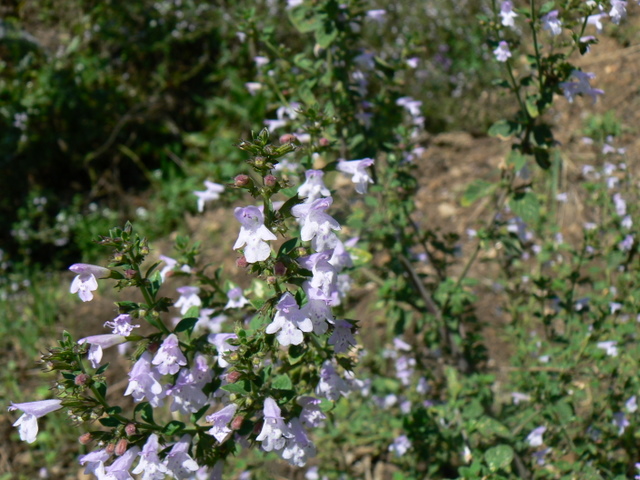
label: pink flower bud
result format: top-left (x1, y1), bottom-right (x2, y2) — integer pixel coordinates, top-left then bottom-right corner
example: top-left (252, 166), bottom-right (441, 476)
top-left (236, 256), bottom-right (249, 268)
top-left (74, 373), bottom-right (90, 386)
top-left (279, 133), bottom-right (298, 144)
top-left (125, 423), bottom-right (137, 436)
top-left (78, 432), bottom-right (93, 445)
top-left (264, 175), bottom-right (277, 187)
top-left (234, 174), bottom-right (251, 187)
top-left (115, 438), bottom-right (128, 456)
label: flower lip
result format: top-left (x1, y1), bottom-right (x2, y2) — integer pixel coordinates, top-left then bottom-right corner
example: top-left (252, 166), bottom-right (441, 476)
top-left (68, 263), bottom-right (111, 278)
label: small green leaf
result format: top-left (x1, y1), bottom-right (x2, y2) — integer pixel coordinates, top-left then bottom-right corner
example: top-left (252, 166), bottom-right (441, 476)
top-left (461, 180), bottom-right (497, 207)
top-left (135, 402), bottom-right (154, 424)
top-left (526, 96), bottom-right (539, 118)
top-left (272, 374), bottom-right (293, 390)
top-left (488, 119), bottom-right (521, 139)
top-left (163, 420), bottom-right (186, 436)
top-left (221, 380), bottom-right (251, 394)
top-left (484, 444), bottom-right (514, 472)
top-left (175, 317), bottom-right (198, 335)
top-left (99, 416), bottom-right (121, 427)
top-left (509, 192), bottom-right (540, 224)
top-left (507, 150), bottom-right (527, 171)
top-left (278, 238), bottom-right (299, 256)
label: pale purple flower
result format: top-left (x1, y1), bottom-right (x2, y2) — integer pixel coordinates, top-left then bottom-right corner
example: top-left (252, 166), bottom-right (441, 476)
top-left (281, 418), bottom-right (316, 467)
top-left (297, 396), bottom-right (326, 428)
top-left (316, 361), bottom-right (351, 401)
top-left (124, 352), bottom-right (167, 407)
top-left (609, 1), bottom-right (627, 24)
top-left (626, 395), bottom-right (637, 413)
top-left (366, 9), bottom-right (386, 24)
top-left (532, 448), bottom-right (550, 466)
top-left (195, 309), bottom-right (226, 334)
top-left (165, 435), bottom-right (199, 479)
top-left (559, 71), bottom-right (604, 104)
top-left (619, 234), bottom-right (634, 251)
top-left (298, 170), bottom-right (331, 203)
top-left (159, 255), bottom-right (192, 282)
top-left (303, 285), bottom-right (334, 334)
top-left (79, 449), bottom-right (111, 477)
top-left (78, 334), bottom-right (127, 368)
top-left (166, 355), bottom-right (212, 414)
top-left (254, 56), bottom-right (269, 68)
top-left (499, 1), bottom-right (518, 28)
top-left (610, 302), bottom-right (623, 314)
top-left (511, 392), bottom-right (531, 405)
top-left (336, 158), bottom-right (375, 194)
top-left (153, 334), bottom-right (187, 375)
top-left (586, 13), bottom-right (607, 33)
top-left (233, 206), bottom-right (277, 263)
top-left (613, 193), bottom-right (627, 216)
top-left (206, 404), bottom-right (238, 443)
top-left (256, 397), bottom-right (293, 452)
top-left (541, 10), bottom-right (562, 35)
top-left (493, 40), bottom-right (511, 62)
top-left (298, 252), bottom-right (338, 301)
top-left (69, 263), bottom-right (110, 302)
top-left (266, 292), bottom-right (313, 346)
top-left (207, 333), bottom-right (238, 368)
top-left (291, 197), bottom-right (341, 251)
top-left (526, 426), bottom-right (547, 447)
top-left (104, 314), bottom-right (140, 337)
top-left (245, 82), bottom-right (263, 95)
top-left (174, 286), bottom-right (202, 315)
top-left (329, 320), bottom-right (357, 353)
top-left (622, 216), bottom-right (633, 229)
top-left (132, 434), bottom-right (168, 480)
top-left (597, 340), bottom-right (618, 357)
top-left (389, 435), bottom-right (411, 457)
top-left (613, 411), bottom-right (629, 435)
top-left (224, 286), bottom-right (250, 309)
top-left (95, 446), bottom-right (140, 480)
top-left (194, 181), bottom-right (224, 213)
top-left (8, 399), bottom-right (63, 444)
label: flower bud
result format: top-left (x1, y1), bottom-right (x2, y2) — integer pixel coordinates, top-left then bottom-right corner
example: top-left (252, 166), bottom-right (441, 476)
top-left (319, 137), bottom-right (330, 147)
top-left (273, 261), bottom-right (286, 276)
top-left (254, 156), bottom-right (267, 168)
top-left (140, 246), bottom-right (149, 255)
top-left (279, 133), bottom-right (298, 145)
top-left (78, 432), bottom-right (93, 445)
top-left (266, 276), bottom-right (277, 285)
top-left (115, 438), bottom-right (128, 456)
top-left (234, 174), bottom-right (251, 188)
top-left (74, 373), bottom-right (90, 386)
top-left (252, 356), bottom-right (261, 368)
top-left (113, 252), bottom-right (124, 263)
top-left (295, 247), bottom-right (308, 257)
top-left (125, 423), bottom-right (137, 437)
top-left (231, 415), bottom-right (244, 430)
top-left (236, 255), bottom-right (248, 268)
top-left (105, 443), bottom-right (116, 455)
top-left (226, 371), bottom-right (242, 383)
top-left (264, 175), bottom-right (277, 187)
top-left (124, 269), bottom-right (136, 279)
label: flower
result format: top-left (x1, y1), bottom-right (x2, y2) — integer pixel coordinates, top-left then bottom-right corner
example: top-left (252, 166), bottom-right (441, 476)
top-left (336, 158), bottom-right (374, 194)
top-left (8, 399), bottom-right (63, 443)
top-left (298, 170), bottom-right (331, 203)
top-left (78, 334), bottom-right (128, 368)
top-left (256, 397), bottom-right (293, 451)
top-left (69, 263), bottom-right (110, 302)
top-left (94, 446), bottom-right (140, 480)
top-left (389, 435), bottom-right (412, 457)
top-left (206, 404), bottom-right (238, 443)
top-left (124, 352), bottom-right (167, 407)
top-left (152, 334), bottom-right (188, 375)
top-left (224, 286), bottom-right (250, 309)
top-left (613, 411), bottom-right (629, 435)
top-left (193, 180), bottom-right (224, 213)
top-left (166, 355), bottom-right (212, 414)
top-left (609, 1), bottom-right (627, 24)
top-left (291, 197), bottom-right (341, 251)
top-left (597, 340), bottom-right (618, 357)
top-left (329, 320), bottom-right (357, 353)
top-left (165, 435), bottom-right (199, 479)
top-left (104, 314), bottom-right (140, 337)
top-left (266, 292), bottom-right (313, 346)
top-left (207, 333), bottom-right (238, 368)
top-left (132, 434), bottom-right (168, 480)
top-left (280, 418), bottom-right (316, 467)
top-left (174, 286), bottom-right (202, 315)
top-left (526, 426), bottom-right (547, 447)
top-left (233, 206), bottom-right (277, 263)
top-left (499, 1), bottom-right (518, 28)
top-left (541, 10), bottom-right (562, 36)
top-left (559, 70), bottom-right (604, 104)
top-left (493, 41), bottom-right (512, 62)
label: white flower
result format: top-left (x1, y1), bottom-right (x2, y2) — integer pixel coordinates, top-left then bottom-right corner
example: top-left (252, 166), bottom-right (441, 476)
top-left (194, 181), bottom-right (224, 213)
top-left (233, 206), bottom-right (277, 263)
top-left (526, 426), bottom-right (547, 447)
top-left (8, 399), bottom-right (63, 443)
top-left (68, 263), bottom-right (110, 302)
top-left (336, 158), bottom-right (374, 194)
top-left (493, 41), bottom-right (512, 62)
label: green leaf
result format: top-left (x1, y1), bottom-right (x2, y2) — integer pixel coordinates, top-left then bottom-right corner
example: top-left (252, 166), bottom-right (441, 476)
top-left (526, 96), bottom-right (539, 118)
top-left (175, 317), bottom-right (198, 335)
top-left (278, 238), bottom-right (299, 256)
top-left (272, 374), bottom-right (293, 390)
top-left (314, 20), bottom-right (338, 48)
top-left (221, 380), bottom-right (251, 394)
top-left (507, 150), bottom-right (527, 171)
top-left (163, 420), bottom-right (186, 436)
top-left (445, 366), bottom-right (462, 400)
top-left (288, 344), bottom-right (306, 365)
top-left (484, 444), bottom-right (514, 472)
top-left (476, 417), bottom-right (513, 439)
top-left (461, 180), bottom-right (497, 207)
top-left (488, 119), bottom-right (521, 139)
top-left (99, 416), bottom-right (121, 427)
top-left (288, 5), bottom-right (321, 33)
top-left (135, 402), bottom-right (155, 424)
top-left (509, 192), bottom-right (540, 225)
